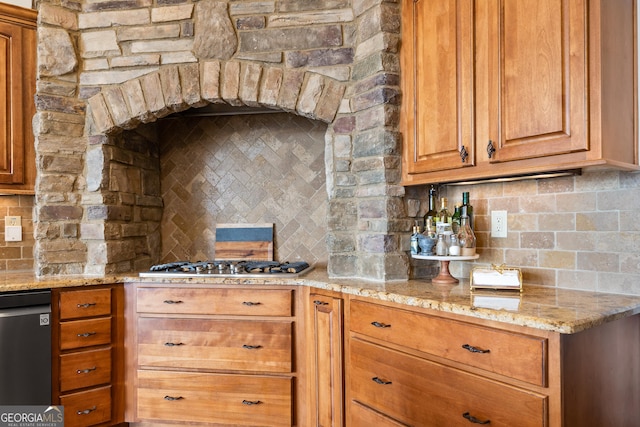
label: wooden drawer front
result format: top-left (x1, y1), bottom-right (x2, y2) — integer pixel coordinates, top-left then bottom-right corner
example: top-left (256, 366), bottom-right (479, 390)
top-left (59, 348), bottom-right (112, 392)
top-left (60, 317), bottom-right (112, 350)
top-left (349, 400), bottom-right (409, 427)
top-left (138, 318), bottom-right (292, 372)
top-left (59, 288), bottom-right (112, 320)
top-left (59, 385), bottom-right (112, 427)
top-left (137, 370), bottom-right (292, 426)
top-left (136, 287), bottom-right (293, 316)
top-left (350, 299), bottom-right (547, 385)
top-left (350, 339), bottom-right (546, 427)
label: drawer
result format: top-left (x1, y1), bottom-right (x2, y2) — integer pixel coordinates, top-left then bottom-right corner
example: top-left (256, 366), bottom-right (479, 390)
top-left (349, 400), bottom-right (409, 427)
top-left (59, 385), bottom-right (112, 427)
top-left (59, 348), bottom-right (112, 392)
top-left (59, 288), bottom-right (112, 320)
top-left (60, 317), bottom-right (112, 350)
top-left (137, 370), bottom-right (292, 426)
top-left (137, 318), bottom-right (292, 372)
top-left (349, 338), bottom-right (547, 427)
top-left (136, 287), bottom-right (293, 316)
top-left (350, 299), bottom-right (547, 385)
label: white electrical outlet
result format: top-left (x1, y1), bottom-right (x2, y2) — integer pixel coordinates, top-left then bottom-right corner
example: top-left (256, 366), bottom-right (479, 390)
top-left (491, 210), bottom-right (508, 238)
top-left (5, 216), bottom-right (22, 242)
top-left (5, 216), bottom-right (21, 227)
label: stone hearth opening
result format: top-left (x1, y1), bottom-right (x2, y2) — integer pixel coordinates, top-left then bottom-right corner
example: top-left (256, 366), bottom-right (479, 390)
top-left (33, 0), bottom-right (411, 280)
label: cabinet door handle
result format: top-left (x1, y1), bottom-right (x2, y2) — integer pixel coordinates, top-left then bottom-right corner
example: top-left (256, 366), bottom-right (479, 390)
top-left (313, 300), bottom-right (329, 305)
top-left (462, 344), bottom-right (491, 354)
top-left (77, 332), bottom-right (97, 338)
top-left (371, 321), bottom-right (391, 328)
top-left (242, 400), bottom-right (262, 405)
top-left (163, 300), bottom-right (183, 304)
top-left (164, 342), bottom-right (184, 347)
top-left (242, 344), bottom-right (262, 350)
top-left (164, 395), bottom-right (184, 401)
top-left (487, 140), bottom-right (496, 158)
top-left (372, 376), bottom-right (392, 385)
top-left (77, 406), bottom-right (97, 415)
top-left (242, 301), bottom-right (261, 306)
top-left (76, 366), bottom-right (97, 374)
top-left (76, 302), bottom-right (97, 308)
top-left (460, 145), bottom-right (469, 163)
top-left (462, 412), bottom-right (490, 424)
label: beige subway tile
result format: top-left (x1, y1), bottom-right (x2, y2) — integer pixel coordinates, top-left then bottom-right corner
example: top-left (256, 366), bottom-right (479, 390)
top-left (539, 213), bottom-right (574, 231)
top-left (522, 267), bottom-right (556, 286)
top-left (577, 252), bottom-right (619, 272)
top-left (557, 269), bottom-right (597, 291)
top-left (540, 250), bottom-right (575, 269)
top-left (538, 175), bottom-right (574, 194)
top-left (575, 170), bottom-right (620, 191)
top-left (519, 193), bottom-right (556, 213)
top-left (557, 231), bottom-right (596, 251)
top-left (556, 191), bottom-right (596, 212)
top-left (505, 248), bottom-right (538, 267)
top-left (521, 232), bottom-right (554, 249)
top-left (576, 211), bottom-right (618, 231)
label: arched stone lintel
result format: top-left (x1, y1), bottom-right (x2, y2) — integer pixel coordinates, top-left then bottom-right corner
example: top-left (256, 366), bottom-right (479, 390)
top-left (87, 60), bottom-right (347, 136)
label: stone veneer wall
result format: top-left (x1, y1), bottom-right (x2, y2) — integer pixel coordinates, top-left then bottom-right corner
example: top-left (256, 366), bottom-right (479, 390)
top-left (33, 0), bottom-right (410, 278)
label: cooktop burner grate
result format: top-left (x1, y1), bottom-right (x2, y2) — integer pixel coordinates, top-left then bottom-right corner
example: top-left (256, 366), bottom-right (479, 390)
top-left (140, 260), bottom-right (312, 278)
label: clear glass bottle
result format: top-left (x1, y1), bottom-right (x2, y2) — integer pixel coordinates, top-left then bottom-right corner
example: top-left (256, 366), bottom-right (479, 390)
top-left (435, 233), bottom-right (447, 256)
top-left (410, 225), bottom-right (420, 255)
top-left (457, 215), bottom-right (476, 256)
top-left (438, 197), bottom-right (451, 226)
top-left (448, 234), bottom-right (460, 256)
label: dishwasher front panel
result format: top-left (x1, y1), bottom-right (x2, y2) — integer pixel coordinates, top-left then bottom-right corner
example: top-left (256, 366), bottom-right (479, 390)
top-left (0, 290), bottom-right (52, 405)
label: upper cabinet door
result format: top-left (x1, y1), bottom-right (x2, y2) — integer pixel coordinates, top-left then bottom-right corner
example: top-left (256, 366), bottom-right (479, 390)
top-left (485, 0), bottom-right (588, 163)
top-left (0, 21), bottom-right (25, 184)
top-left (0, 4), bottom-right (36, 193)
top-left (401, 0), bottom-right (475, 174)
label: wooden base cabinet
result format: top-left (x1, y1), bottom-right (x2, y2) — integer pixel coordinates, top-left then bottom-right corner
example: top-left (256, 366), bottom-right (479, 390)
top-left (52, 285), bottom-right (126, 427)
top-left (125, 283), bottom-right (307, 427)
top-left (345, 296), bottom-right (640, 427)
top-left (307, 290), bottom-right (344, 427)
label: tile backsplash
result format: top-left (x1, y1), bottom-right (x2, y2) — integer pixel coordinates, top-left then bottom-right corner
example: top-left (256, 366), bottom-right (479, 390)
top-left (157, 112), bottom-right (329, 266)
top-left (407, 170), bottom-right (640, 295)
top-left (0, 195), bottom-right (34, 271)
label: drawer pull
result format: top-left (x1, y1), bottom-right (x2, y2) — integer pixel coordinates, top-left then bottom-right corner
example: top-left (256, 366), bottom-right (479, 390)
top-left (462, 344), bottom-right (491, 354)
top-left (242, 301), bottom-right (261, 306)
top-left (76, 302), bottom-right (97, 308)
top-left (76, 366), bottom-right (97, 374)
top-left (242, 344), bottom-right (263, 350)
top-left (462, 412), bottom-right (490, 424)
top-left (372, 376), bottom-right (392, 385)
top-left (313, 300), bottom-right (329, 306)
top-left (77, 406), bottom-right (97, 415)
top-left (77, 332), bottom-right (97, 338)
top-left (371, 321), bottom-right (391, 328)
top-left (242, 400), bottom-right (262, 405)
top-left (163, 300), bottom-right (183, 304)
top-left (164, 395), bottom-right (184, 401)
top-left (164, 342), bottom-right (184, 347)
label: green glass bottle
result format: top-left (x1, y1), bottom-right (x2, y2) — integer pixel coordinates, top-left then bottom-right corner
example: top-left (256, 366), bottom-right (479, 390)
top-left (461, 191), bottom-right (473, 230)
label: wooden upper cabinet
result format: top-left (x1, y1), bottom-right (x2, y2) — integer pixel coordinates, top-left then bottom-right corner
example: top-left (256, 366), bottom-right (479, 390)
top-left (0, 3), bottom-right (36, 193)
top-left (401, 0), bottom-right (639, 185)
top-left (402, 0), bottom-right (475, 174)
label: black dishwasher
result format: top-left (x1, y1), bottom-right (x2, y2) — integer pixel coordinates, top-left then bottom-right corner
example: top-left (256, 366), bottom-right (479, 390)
top-left (0, 289), bottom-right (52, 405)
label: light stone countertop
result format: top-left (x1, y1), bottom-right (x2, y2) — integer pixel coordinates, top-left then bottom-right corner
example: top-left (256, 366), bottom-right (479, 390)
top-left (1, 269), bottom-right (639, 334)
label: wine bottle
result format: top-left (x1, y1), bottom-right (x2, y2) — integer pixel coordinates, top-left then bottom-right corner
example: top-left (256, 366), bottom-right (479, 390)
top-left (437, 197), bottom-right (451, 226)
top-left (461, 191), bottom-right (473, 229)
top-left (451, 203), bottom-right (462, 233)
top-left (423, 185), bottom-right (437, 233)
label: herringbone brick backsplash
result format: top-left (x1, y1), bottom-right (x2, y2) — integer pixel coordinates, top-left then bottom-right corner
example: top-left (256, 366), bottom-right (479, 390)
top-left (157, 112), bottom-right (329, 266)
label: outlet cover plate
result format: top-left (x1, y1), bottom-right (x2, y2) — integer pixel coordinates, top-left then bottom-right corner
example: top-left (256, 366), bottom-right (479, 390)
top-left (491, 210), bottom-right (508, 238)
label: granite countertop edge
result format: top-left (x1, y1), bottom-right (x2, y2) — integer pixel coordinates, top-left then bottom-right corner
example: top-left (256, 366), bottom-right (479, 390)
top-left (1, 270), bottom-right (639, 334)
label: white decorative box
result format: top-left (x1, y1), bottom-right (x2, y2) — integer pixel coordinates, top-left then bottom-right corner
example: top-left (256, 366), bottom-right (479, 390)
top-left (470, 264), bottom-right (522, 291)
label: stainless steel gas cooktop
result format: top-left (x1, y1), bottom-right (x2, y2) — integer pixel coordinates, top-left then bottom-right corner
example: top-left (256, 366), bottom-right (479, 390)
top-left (139, 260), bottom-right (313, 278)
